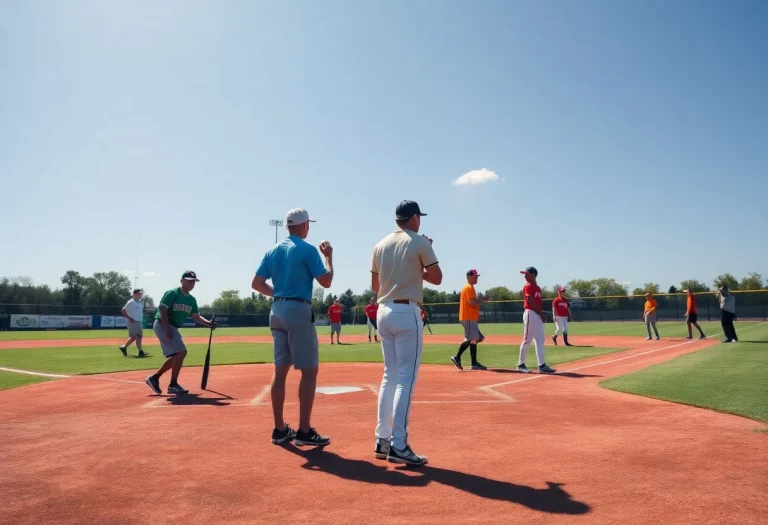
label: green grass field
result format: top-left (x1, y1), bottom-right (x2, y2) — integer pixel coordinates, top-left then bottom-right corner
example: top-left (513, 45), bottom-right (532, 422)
top-left (0, 320), bottom-right (746, 340)
top-left (601, 322), bottom-right (768, 423)
top-left (0, 340), bottom-right (623, 390)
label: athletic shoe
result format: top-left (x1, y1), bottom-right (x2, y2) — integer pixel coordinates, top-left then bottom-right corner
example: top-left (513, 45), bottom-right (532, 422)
top-left (271, 425), bottom-right (297, 444)
top-left (655, 336), bottom-right (660, 340)
top-left (167, 384), bottom-right (189, 395)
top-left (517, 364), bottom-right (531, 373)
top-left (552, 336), bottom-right (558, 346)
top-left (119, 346), bottom-right (127, 357)
top-left (145, 375), bottom-right (161, 395)
top-left (565, 343), bottom-right (574, 347)
top-left (470, 363), bottom-right (487, 370)
top-left (538, 364), bottom-right (556, 374)
top-left (684, 336), bottom-right (693, 340)
top-left (374, 337), bottom-right (379, 342)
top-left (699, 335), bottom-right (706, 340)
top-left (646, 337), bottom-right (652, 341)
top-left (374, 438), bottom-right (391, 460)
top-left (295, 428), bottom-right (330, 447)
top-left (450, 356), bottom-right (463, 370)
top-left (722, 339), bottom-right (733, 343)
top-left (138, 351), bottom-right (149, 358)
top-left (387, 444), bottom-right (428, 466)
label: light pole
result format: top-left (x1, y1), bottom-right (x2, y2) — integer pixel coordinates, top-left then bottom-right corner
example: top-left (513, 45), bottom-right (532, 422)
top-left (269, 219), bottom-right (283, 243)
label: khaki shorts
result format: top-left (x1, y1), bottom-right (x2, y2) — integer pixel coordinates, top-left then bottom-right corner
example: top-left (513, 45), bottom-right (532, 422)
top-left (461, 320), bottom-right (485, 342)
top-left (152, 321), bottom-right (187, 357)
top-left (269, 301), bottom-right (319, 370)
top-left (128, 320), bottom-right (143, 337)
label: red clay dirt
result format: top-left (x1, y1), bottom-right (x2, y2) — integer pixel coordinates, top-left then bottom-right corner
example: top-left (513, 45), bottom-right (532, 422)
top-left (0, 333), bottom-right (648, 349)
top-left (1, 336), bottom-right (766, 525)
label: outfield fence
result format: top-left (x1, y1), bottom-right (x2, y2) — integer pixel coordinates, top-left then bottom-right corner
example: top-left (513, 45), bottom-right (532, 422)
top-left (1, 290), bottom-right (766, 331)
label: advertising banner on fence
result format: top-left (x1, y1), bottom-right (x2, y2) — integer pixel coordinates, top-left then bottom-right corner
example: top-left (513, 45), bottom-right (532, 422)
top-left (115, 317), bottom-right (127, 328)
top-left (39, 315), bottom-right (93, 329)
top-left (100, 316), bottom-right (116, 328)
top-left (10, 314), bottom-right (40, 329)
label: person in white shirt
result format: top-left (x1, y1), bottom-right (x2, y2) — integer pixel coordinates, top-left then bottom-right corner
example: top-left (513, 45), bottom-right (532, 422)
top-left (120, 289), bottom-right (148, 357)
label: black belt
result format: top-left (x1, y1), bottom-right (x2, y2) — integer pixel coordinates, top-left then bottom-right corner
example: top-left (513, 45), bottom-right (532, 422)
top-left (275, 297), bottom-right (311, 304)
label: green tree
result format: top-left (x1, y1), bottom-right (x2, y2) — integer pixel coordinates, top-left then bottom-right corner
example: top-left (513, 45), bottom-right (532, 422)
top-left (140, 294), bottom-right (155, 308)
top-left (338, 289), bottom-right (356, 312)
top-left (484, 286), bottom-right (515, 301)
top-left (312, 287), bottom-right (325, 304)
top-left (632, 287), bottom-right (646, 297)
top-left (60, 270), bottom-right (87, 306)
top-left (642, 282), bottom-right (660, 294)
top-left (714, 273), bottom-right (739, 290)
top-left (83, 271), bottom-right (132, 306)
top-left (668, 285), bottom-right (678, 294)
top-left (566, 279), bottom-right (597, 298)
top-left (740, 272), bottom-right (763, 290)
top-left (680, 279), bottom-right (709, 293)
top-left (211, 290), bottom-right (244, 314)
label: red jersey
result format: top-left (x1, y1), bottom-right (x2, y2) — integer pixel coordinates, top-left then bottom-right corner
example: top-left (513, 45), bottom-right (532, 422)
top-left (523, 283), bottom-right (543, 311)
top-left (364, 303), bottom-right (378, 320)
top-left (553, 297), bottom-right (570, 317)
top-left (421, 309), bottom-right (428, 320)
top-left (327, 304), bottom-right (343, 323)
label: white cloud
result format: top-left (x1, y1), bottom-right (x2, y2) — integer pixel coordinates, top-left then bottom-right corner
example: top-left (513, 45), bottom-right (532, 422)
top-left (142, 271), bottom-right (159, 277)
top-left (453, 168), bottom-right (500, 186)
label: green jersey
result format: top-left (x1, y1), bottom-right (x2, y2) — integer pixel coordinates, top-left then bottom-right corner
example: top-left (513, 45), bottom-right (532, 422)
top-left (155, 287), bottom-right (199, 328)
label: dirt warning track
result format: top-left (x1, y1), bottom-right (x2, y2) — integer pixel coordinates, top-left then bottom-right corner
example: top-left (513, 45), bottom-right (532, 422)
top-left (1, 335), bottom-right (766, 524)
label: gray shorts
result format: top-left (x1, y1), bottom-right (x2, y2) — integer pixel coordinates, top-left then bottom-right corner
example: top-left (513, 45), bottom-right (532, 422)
top-left (152, 320), bottom-right (187, 357)
top-left (330, 322), bottom-right (341, 334)
top-left (461, 320), bottom-right (485, 343)
top-left (128, 320), bottom-right (143, 337)
top-left (269, 300), bottom-right (319, 370)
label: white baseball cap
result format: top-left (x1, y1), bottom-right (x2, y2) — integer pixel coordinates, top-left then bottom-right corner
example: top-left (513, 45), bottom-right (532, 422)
top-left (285, 208), bottom-right (316, 227)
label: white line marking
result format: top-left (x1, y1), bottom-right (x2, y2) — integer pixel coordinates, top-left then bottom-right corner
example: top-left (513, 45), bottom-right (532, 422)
top-left (0, 367), bottom-right (69, 378)
top-left (85, 376), bottom-right (145, 385)
top-left (477, 385), bottom-right (517, 403)
top-left (141, 398), bottom-right (169, 408)
top-left (364, 383), bottom-right (379, 395)
top-left (249, 385), bottom-right (271, 405)
top-left (482, 321), bottom-right (767, 392)
top-left (413, 400), bottom-right (515, 405)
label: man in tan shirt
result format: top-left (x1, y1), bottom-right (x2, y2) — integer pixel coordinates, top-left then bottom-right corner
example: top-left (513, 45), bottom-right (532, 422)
top-left (370, 200), bottom-right (442, 466)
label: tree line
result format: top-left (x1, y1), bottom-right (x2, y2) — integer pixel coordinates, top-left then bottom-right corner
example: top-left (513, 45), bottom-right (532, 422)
top-left (0, 271), bottom-right (155, 309)
top-left (2, 271), bottom-right (764, 316)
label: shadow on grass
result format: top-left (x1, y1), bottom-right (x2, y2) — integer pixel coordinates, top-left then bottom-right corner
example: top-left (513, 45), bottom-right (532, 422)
top-left (281, 446), bottom-right (590, 514)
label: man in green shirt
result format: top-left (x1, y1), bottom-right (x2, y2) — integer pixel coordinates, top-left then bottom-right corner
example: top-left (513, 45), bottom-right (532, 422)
top-left (145, 271), bottom-right (216, 395)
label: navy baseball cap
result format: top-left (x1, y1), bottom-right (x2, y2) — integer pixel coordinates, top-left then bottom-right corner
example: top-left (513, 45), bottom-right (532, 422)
top-left (467, 269), bottom-right (480, 277)
top-left (396, 200), bottom-right (427, 220)
top-left (132, 288), bottom-right (144, 294)
top-left (520, 267), bottom-right (538, 276)
top-left (182, 270), bottom-right (200, 281)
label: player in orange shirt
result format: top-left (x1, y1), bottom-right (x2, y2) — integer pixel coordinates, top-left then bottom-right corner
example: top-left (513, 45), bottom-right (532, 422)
top-left (643, 292), bottom-right (660, 340)
top-left (684, 289), bottom-right (706, 340)
top-left (451, 269), bottom-right (489, 370)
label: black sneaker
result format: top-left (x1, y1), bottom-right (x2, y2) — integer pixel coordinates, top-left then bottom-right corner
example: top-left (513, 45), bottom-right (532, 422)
top-left (295, 428), bottom-right (330, 447)
top-left (552, 336), bottom-right (558, 346)
top-left (271, 425), bottom-right (297, 444)
top-left (138, 351), bottom-right (149, 358)
top-left (450, 356), bottom-right (463, 370)
top-left (119, 346), bottom-right (128, 357)
top-left (517, 364), bottom-right (531, 373)
top-left (538, 364), bottom-right (556, 374)
top-left (387, 444), bottom-right (428, 466)
top-left (168, 384), bottom-right (189, 395)
top-left (470, 363), bottom-right (487, 370)
top-left (145, 375), bottom-right (161, 395)
top-left (374, 438), bottom-right (390, 459)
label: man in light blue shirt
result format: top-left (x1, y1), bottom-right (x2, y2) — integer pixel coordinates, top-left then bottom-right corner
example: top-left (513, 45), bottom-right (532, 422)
top-left (252, 208), bottom-right (334, 447)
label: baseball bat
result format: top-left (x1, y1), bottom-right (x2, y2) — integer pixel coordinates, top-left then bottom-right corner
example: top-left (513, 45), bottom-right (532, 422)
top-left (201, 312), bottom-right (215, 390)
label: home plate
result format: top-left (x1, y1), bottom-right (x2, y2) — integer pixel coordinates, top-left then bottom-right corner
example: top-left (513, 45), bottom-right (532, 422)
top-left (316, 386), bottom-right (364, 395)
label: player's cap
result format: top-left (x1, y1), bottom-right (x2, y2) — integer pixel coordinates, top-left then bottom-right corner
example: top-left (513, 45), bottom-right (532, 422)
top-left (182, 270), bottom-right (200, 282)
top-left (466, 269), bottom-right (480, 277)
top-left (285, 208), bottom-right (315, 227)
top-left (520, 267), bottom-right (538, 276)
top-left (132, 288), bottom-right (144, 294)
top-left (395, 200), bottom-right (427, 220)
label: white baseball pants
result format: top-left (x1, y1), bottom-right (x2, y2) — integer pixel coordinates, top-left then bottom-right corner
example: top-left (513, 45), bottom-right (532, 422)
top-left (519, 309), bottom-right (546, 366)
top-left (375, 301), bottom-right (423, 450)
top-left (554, 316), bottom-right (569, 336)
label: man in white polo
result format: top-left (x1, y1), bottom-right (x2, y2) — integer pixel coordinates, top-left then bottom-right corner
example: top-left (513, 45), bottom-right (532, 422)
top-left (371, 200), bottom-right (442, 466)
top-left (119, 288), bottom-right (148, 358)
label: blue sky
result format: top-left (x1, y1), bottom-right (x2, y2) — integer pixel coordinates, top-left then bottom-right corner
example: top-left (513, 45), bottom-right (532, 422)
top-left (2, 0), bottom-right (766, 304)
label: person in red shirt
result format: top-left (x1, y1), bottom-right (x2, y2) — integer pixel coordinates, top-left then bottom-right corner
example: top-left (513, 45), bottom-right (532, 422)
top-left (684, 289), bottom-right (706, 340)
top-left (327, 299), bottom-right (344, 344)
top-left (421, 308), bottom-right (432, 335)
top-left (551, 287), bottom-right (573, 346)
top-left (517, 267), bottom-right (555, 374)
top-left (364, 297), bottom-right (379, 343)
